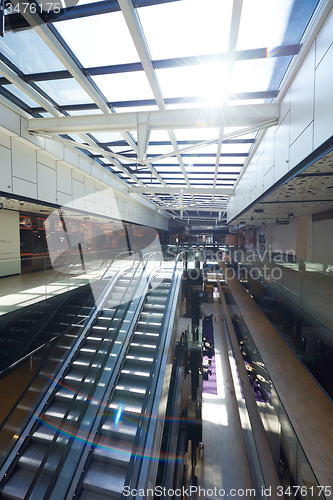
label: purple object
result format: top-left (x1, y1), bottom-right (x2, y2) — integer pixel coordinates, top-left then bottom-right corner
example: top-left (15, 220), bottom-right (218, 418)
top-left (202, 316), bottom-right (218, 395)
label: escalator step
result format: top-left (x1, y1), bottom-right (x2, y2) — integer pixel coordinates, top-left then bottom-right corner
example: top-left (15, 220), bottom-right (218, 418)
top-left (143, 303), bottom-right (165, 312)
top-left (125, 352), bottom-right (154, 366)
top-left (82, 460), bottom-right (126, 499)
top-left (79, 488), bottom-right (119, 500)
top-left (32, 424), bottom-right (70, 446)
top-left (133, 331), bottom-right (159, 342)
top-left (140, 312), bottom-right (164, 320)
top-left (44, 401), bottom-right (82, 423)
top-left (146, 295), bottom-right (168, 304)
top-left (18, 443), bottom-right (62, 473)
top-left (73, 355), bottom-right (102, 370)
top-left (129, 341), bottom-right (157, 353)
top-left (114, 378), bottom-right (148, 398)
top-left (1, 468), bottom-right (35, 500)
top-left (101, 412), bottom-right (139, 441)
top-left (136, 322), bottom-right (161, 332)
top-left (54, 388), bottom-right (88, 403)
top-left (93, 435), bottom-right (132, 466)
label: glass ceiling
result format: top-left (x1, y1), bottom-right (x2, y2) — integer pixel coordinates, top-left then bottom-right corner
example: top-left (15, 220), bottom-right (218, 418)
top-left (0, 0), bottom-right (320, 223)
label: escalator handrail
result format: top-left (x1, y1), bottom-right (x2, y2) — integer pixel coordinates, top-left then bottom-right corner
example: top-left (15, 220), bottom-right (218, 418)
top-left (0, 251), bottom-right (161, 496)
top-left (123, 252), bottom-right (184, 493)
top-left (0, 249), bottom-right (122, 365)
top-left (62, 254), bottom-right (164, 500)
top-left (44, 253), bottom-right (163, 500)
top-left (0, 336), bottom-right (61, 381)
top-left (0, 259), bottom-right (138, 480)
top-left (101, 250), bottom-right (135, 280)
top-left (22, 257), bottom-right (161, 500)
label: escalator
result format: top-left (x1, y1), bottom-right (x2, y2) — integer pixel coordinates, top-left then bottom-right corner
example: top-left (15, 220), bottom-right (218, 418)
top-left (78, 272), bottom-right (172, 500)
top-left (0, 255), bottom-right (182, 500)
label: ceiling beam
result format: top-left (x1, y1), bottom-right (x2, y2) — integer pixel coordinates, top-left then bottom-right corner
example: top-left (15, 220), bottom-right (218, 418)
top-left (167, 206), bottom-right (228, 212)
top-left (118, 0), bottom-right (166, 110)
top-left (212, 0), bottom-right (243, 211)
top-left (129, 187), bottom-right (234, 195)
top-left (117, 0), bottom-right (200, 215)
top-left (27, 104), bottom-right (280, 134)
top-left (11, 0), bottom-right (141, 172)
top-left (27, 92), bottom-right (278, 114)
top-left (10, 0), bottom-right (111, 114)
top-left (0, 60), bottom-right (61, 117)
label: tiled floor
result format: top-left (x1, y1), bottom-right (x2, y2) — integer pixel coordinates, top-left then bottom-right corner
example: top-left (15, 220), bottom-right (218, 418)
top-left (196, 298), bottom-right (253, 498)
top-left (0, 266), bottom-right (105, 316)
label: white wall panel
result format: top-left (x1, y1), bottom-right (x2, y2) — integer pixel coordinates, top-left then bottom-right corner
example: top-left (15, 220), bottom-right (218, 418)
top-left (123, 201), bottom-right (128, 220)
top-left (37, 163), bottom-right (57, 204)
top-left (45, 138), bottom-right (64, 160)
top-left (289, 123), bottom-right (313, 170)
top-left (274, 114), bottom-right (290, 180)
top-left (85, 201), bottom-right (95, 215)
top-left (0, 130), bottom-right (11, 149)
top-left (314, 43), bottom-right (333, 149)
top-left (72, 179), bottom-right (85, 209)
top-left (280, 88), bottom-right (291, 123)
top-left (100, 171), bottom-right (109, 185)
top-left (263, 127), bottom-right (274, 173)
top-left (104, 191), bottom-right (112, 208)
top-left (117, 197), bottom-right (123, 214)
top-left (57, 162), bottom-right (72, 195)
top-left (1, 94), bottom-right (169, 231)
top-left (64, 146), bottom-right (79, 168)
top-left (12, 177), bottom-right (37, 199)
top-left (72, 169), bottom-right (85, 183)
top-left (0, 104), bottom-right (20, 135)
top-left (249, 186), bottom-right (256, 204)
top-left (0, 210), bottom-right (20, 277)
top-left (315, 9), bottom-right (333, 67)
top-left (256, 151), bottom-right (264, 198)
top-left (264, 166), bottom-right (274, 191)
top-left (289, 46), bottom-right (315, 145)
top-left (95, 189), bottom-right (104, 215)
top-left (128, 198), bottom-right (133, 217)
top-left (84, 177), bottom-right (95, 196)
top-left (57, 191), bottom-right (72, 205)
top-left (91, 165), bottom-right (102, 181)
top-left (228, 9), bottom-right (333, 223)
top-left (37, 151), bottom-right (56, 170)
top-left (12, 138), bottom-right (37, 183)
top-left (79, 156), bottom-right (92, 175)
top-left (0, 145), bottom-right (12, 193)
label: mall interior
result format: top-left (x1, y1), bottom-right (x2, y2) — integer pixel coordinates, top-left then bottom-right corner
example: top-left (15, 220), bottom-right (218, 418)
top-left (0, 0), bottom-right (333, 499)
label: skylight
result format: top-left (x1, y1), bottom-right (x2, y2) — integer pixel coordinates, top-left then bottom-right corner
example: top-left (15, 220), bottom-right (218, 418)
top-left (0, 0), bottom-right (321, 223)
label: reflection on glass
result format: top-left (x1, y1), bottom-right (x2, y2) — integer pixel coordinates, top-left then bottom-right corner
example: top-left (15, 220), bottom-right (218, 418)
top-left (35, 79), bottom-right (94, 105)
top-left (55, 11), bottom-right (139, 68)
top-left (2, 84), bottom-right (40, 107)
top-left (230, 58), bottom-right (277, 94)
top-left (0, 30), bottom-right (66, 74)
top-left (92, 72), bottom-right (154, 102)
top-left (138, 0), bottom-right (232, 60)
top-left (237, 0), bottom-right (294, 51)
top-left (156, 64), bottom-right (229, 101)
